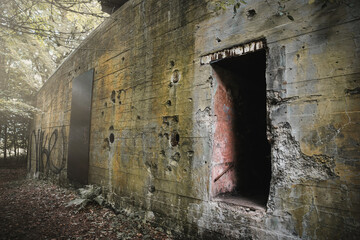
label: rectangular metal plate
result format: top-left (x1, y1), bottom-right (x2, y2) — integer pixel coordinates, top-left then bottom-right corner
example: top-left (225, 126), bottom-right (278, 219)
top-left (67, 69), bottom-right (94, 185)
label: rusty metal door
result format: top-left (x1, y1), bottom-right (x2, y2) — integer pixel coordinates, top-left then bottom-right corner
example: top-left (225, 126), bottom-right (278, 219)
top-left (67, 69), bottom-right (94, 185)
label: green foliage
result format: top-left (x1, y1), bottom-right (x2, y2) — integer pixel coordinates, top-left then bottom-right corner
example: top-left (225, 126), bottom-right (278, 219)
top-left (0, 0), bottom-right (107, 87)
top-left (0, 99), bottom-right (40, 119)
top-left (0, 0), bottom-right (107, 159)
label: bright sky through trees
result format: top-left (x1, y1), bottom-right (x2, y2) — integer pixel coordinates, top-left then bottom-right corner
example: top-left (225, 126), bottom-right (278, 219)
top-left (0, 0), bottom-right (108, 159)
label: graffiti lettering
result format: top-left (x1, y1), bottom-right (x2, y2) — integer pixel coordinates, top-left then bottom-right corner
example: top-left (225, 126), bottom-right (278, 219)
top-left (28, 126), bottom-right (66, 175)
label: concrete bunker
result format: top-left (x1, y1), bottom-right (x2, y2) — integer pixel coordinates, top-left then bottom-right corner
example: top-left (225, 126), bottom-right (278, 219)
top-left (26, 1), bottom-right (360, 238)
top-left (210, 45), bottom-right (271, 208)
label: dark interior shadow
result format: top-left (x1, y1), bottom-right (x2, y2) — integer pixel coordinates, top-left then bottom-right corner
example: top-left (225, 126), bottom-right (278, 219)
top-left (211, 50), bottom-right (271, 206)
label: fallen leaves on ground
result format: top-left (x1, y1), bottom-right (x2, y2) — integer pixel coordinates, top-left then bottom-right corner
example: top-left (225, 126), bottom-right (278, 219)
top-left (0, 164), bottom-right (172, 240)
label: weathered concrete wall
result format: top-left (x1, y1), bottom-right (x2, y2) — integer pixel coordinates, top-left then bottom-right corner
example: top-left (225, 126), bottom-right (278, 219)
top-left (29, 0), bottom-right (360, 239)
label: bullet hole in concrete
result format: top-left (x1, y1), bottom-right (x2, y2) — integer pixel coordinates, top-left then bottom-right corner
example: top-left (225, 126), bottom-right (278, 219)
top-left (211, 49), bottom-right (270, 206)
top-left (101, 111), bottom-right (104, 116)
top-left (163, 115), bottom-right (178, 123)
top-left (137, 115), bottom-right (141, 120)
top-left (216, 37), bottom-right (221, 42)
top-left (171, 70), bottom-right (180, 83)
top-left (109, 126), bottom-right (114, 130)
top-left (109, 133), bottom-right (115, 143)
top-left (111, 90), bottom-right (116, 103)
top-left (302, 46), bottom-right (305, 49)
top-left (104, 102), bottom-right (107, 107)
top-left (160, 150), bottom-right (165, 156)
top-left (207, 76), bottom-right (214, 87)
top-left (345, 87), bottom-right (360, 95)
top-left (170, 131), bottom-right (180, 147)
top-left (158, 133), bottom-right (163, 137)
top-left (186, 151), bottom-right (194, 160)
top-left (163, 133), bottom-right (169, 139)
top-left (162, 117), bottom-right (170, 125)
top-left (167, 166), bottom-right (172, 171)
top-left (296, 54), bottom-right (300, 59)
top-left (102, 138), bottom-right (110, 151)
top-left (188, 98), bottom-right (192, 102)
top-left (246, 9), bottom-right (256, 18)
top-left (122, 57), bottom-right (125, 61)
top-left (171, 152), bottom-right (181, 162)
top-left (149, 185), bottom-right (156, 193)
top-left (170, 60), bottom-right (175, 67)
top-left (145, 161), bottom-right (157, 170)
top-left (166, 100), bottom-right (172, 106)
top-left (103, 138), bottom-right (110, 150)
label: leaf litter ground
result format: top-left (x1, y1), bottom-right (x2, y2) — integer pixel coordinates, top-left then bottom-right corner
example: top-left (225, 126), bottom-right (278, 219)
top-left (0, 162), bottom-right (172, 240)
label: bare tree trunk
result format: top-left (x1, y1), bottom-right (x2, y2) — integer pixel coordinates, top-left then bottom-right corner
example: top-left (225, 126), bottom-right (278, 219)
top-left (0, 125), bottom-right (2, 159)
top-left (13, 121), bottom-right (17, 157)
top-left (0, 125), bottom-right (2, 158)
top-left (4, 123), bottom-right (7, 160)
top-left (24, 133), bottom-right (28, 157)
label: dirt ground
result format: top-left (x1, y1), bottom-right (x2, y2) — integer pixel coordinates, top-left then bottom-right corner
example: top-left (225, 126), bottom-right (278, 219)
top-left (0, 161), bottom-right (172, 240)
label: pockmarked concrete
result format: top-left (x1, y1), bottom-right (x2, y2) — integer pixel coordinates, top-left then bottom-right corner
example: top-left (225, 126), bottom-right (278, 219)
top-left (28, 0), bottom-right (360, 239)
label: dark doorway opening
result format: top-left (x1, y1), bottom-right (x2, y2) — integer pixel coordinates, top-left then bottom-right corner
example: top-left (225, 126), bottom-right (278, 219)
top-left (211, 49), bottom-right (271, 208)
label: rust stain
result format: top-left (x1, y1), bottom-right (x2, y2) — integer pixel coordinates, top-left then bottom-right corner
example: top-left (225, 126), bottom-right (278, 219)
top-left (200, 40), bottom-right (265, 65)
top-left (211, 71), bottom-right (237, 197)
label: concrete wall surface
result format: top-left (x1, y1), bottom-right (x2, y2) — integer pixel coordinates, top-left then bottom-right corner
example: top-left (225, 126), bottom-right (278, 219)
top-left (28, 0), bottom-right (360, 239)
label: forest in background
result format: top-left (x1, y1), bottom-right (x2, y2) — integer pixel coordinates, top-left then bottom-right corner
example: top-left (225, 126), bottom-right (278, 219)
top-left (0, 0), bottom-right (108, 160)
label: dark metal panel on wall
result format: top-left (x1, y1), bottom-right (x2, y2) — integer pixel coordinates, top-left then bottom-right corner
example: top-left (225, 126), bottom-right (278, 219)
top-left (67, 69), bottom-right (94, 185)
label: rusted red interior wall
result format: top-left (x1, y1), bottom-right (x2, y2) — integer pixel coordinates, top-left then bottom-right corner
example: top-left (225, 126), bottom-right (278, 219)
top-left (211, 70), bottom-right (237, 197)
